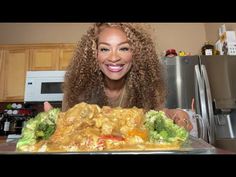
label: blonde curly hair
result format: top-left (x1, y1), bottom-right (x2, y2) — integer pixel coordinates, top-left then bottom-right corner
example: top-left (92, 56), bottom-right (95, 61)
top-left (62, 23), bottom-right (166, 111)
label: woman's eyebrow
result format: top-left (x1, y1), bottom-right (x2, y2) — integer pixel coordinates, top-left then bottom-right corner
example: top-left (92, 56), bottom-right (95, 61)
top-left (98, 41), bottom-right (129, 46)
top-left (118, 41), bottom-right (129, 45)
top-left (98, 42), bottom-right (110, 46)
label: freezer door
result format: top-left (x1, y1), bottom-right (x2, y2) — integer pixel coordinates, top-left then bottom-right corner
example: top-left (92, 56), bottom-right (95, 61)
top-left (200, 56), bottom-right (236, 110)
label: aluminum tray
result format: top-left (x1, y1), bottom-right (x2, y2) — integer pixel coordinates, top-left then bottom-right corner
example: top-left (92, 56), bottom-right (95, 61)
top-left (0, 136), bottom-right (216, 154)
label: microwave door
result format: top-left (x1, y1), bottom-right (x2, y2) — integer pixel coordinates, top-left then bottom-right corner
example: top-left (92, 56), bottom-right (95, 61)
top-left (24, 78), bottom-right (64, 102)
top-left (39, 79), bottom-right (64, 101)
top-left (41, 82), bottom-right (63, 94)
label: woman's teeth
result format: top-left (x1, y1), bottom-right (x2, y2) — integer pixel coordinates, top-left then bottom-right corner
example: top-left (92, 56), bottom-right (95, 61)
top-left (106, 64), bottom-right (124, 72)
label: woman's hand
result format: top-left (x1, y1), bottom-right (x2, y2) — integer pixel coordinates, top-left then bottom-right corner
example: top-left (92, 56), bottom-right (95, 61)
top-left (44, 101), bottom-right (53, 112)
top-left (162, 108), bottom-right (193, 132)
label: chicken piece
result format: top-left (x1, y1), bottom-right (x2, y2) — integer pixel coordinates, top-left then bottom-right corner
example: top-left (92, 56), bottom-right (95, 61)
top-left (63, 102), bottom-right (101, 126)
top-left (101, 121), bottom-right (114, 135)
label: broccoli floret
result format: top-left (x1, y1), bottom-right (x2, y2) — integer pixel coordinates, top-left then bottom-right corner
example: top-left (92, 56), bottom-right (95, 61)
top-left (16, 108), bottom-right (60, 151)
top-left (144, 110), bottom-right (188, 144)
top-left (36, 122), bottom-right (56, 140)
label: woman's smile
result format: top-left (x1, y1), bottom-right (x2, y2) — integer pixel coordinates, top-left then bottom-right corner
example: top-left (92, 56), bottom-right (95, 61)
top-left (106, 64), bottom-right (125, 72)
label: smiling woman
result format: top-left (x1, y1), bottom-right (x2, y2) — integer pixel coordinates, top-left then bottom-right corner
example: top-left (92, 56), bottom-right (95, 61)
top-left (46, 23), bottom-right (192, 132)
top-left (62, 23), bottom-right (166, 111)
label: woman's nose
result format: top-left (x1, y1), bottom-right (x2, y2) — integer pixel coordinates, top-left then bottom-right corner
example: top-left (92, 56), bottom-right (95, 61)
top-left (109, 51), bottom-right (120, 62)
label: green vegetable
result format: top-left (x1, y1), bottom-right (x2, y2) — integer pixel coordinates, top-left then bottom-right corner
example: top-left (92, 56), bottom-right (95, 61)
top-left (16, 108), bottom-right (60, 151)
top-left (6, 104), bottom-right (12, 109)
top-left (144, 110), bottom-right (189, 144)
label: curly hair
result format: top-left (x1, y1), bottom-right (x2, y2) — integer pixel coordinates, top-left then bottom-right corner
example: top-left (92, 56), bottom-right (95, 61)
top-left (62, 23), bottom-right (166, 111)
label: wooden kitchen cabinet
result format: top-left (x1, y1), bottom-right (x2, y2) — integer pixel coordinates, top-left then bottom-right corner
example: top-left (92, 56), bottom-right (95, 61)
top-left (58, 45), bottom-right (75, 70)
top-left (0, 44), bottom-right (76, 102)
top-left (29, 44), bottom-right (75, 71)
top-left (3, 48), bottom-right (30, 101)
top-left (29, 48), bottom-right (59, 71)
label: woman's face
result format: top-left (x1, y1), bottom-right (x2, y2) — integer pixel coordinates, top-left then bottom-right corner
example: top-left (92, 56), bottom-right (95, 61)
top-left (97, 27), bottom-right (133, 81)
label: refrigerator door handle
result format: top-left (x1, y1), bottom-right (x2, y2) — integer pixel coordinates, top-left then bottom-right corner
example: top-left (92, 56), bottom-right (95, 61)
top-left (201, 65), bottom-right (215, 144)
top-left (194, 65), bottom-right (209, 142)
top-left (192, 113), bottom-right (205, 139)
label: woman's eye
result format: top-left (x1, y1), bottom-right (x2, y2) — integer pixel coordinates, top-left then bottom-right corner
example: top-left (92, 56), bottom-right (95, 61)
top-left (120, 47), bottom-right (130, 51)
top-left (100, 48), bottom-right (109, 52)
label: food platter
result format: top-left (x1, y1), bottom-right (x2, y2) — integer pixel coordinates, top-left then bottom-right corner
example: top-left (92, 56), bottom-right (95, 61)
top-left (0, 102), bottom-right (216, 154)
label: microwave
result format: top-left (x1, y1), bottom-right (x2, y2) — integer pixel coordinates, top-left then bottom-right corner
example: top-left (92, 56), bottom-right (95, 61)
top-left (24, 71), bottom-right (66, 102)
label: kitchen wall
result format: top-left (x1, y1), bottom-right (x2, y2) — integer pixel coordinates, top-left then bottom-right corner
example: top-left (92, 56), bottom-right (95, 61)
top-left (205, 23), bottom-right (236, 44)
top-left (0, 23), bottom-right (92, 44)
top-left (150, 23), bottom-right (206, 56)
top-left (0, 23), bottom-right (207, 55)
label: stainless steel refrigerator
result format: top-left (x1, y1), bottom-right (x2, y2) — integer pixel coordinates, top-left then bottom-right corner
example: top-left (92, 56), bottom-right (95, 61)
top-left (162, 56), bottom-right (236, 152)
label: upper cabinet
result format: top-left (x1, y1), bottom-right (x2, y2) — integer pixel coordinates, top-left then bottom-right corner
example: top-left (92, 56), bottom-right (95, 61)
top-left (0, 44), bottom-right (76, 102)
top-left (59, 45), bottom-right (75, 70)
top-left (30, 48), bottom-right (59, 71)
top-left (3, 48), bottom-right (30, 101)
top-left (29, 44), bottom-right (75, 71)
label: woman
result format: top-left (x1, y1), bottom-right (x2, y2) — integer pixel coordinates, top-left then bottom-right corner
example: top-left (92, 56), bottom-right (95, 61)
top-left (45, 23), bottom-right (192, 131)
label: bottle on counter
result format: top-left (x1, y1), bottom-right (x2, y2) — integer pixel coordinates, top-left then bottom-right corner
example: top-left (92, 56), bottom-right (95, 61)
top-left (3, 114), bottom-right (10, 136)
top-left (0, 113), bottom-right (5, 135)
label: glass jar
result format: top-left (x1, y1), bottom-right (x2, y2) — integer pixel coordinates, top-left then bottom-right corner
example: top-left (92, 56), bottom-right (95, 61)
top-left (201, 41), bottom-right (215, 55)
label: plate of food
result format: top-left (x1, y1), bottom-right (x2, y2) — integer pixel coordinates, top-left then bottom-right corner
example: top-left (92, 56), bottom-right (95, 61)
top-left (13, 102), bottom-right (214, 154)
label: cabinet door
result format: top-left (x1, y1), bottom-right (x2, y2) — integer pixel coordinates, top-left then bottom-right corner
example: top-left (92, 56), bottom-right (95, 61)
top-left (0, 49), bottom-right (5, 101)
top-left (59, 47), bottom-right (75, 70)
top-left (30, 48), bottom-right (59, 70)
top-left (3, 49), bottom-right (29, 101)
